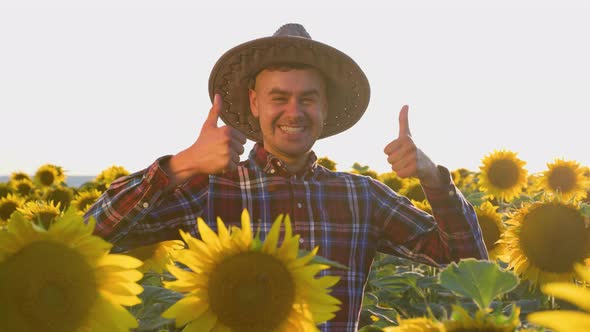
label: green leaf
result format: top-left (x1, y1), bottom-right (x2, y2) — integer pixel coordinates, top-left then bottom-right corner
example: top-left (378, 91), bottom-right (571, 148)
top-left (466, 192), bottom-right (486, 206)
top-left (298, 249), bottom-right (349, 270)
top-left (129, 285), bottom-right (183, 331)
top-left (439, 258), bottom-right (518, 310)
top-left (580, 203), bottom-right (590, 218)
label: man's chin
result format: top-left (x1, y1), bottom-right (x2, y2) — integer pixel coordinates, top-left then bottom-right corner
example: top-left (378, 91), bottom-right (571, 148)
top-left (277, 145), bottom-right (313, 159)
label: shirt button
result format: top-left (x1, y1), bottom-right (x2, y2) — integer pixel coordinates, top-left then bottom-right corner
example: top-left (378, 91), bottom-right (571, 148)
top-left (297, 202), bottom-right (303, 209)
top-left (299, 238), bottom-right (304, 243)
top-left (142, 202), bottom-right (149, 208)
top-left (270, 169), bottom-right (276, 174)
top-left (449, 190), bottom-right (456, 197)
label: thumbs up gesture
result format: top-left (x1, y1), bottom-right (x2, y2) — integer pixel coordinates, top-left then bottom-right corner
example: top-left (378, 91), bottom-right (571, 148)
top-left (165, 94), bottom-right (248, 185)
top-left (383, 105), bottom-right (442, 188)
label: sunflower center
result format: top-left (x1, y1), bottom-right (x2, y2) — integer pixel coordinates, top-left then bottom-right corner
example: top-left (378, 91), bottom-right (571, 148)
top-left (519, 204), bottom-right (588, 273)
top-left (39, 171), bottom-right (56, 186)
top-left (208, 251), bottom-right (295, 332)
top-left (77, 197), bottom-right (97, 212)
top-left (0, 240), bottom-right (98, 332)
top-left (16, 183), bottom-right (32, 196)
top-left (548, 166), bottom-right (577, 193)
top-left (478, 215), bottom-right (501, 251)
top-left (34, 211), bottom-right (60, 229)
top-left (0, 201), bottom-right (18, 220)
top-left (487, 159), bottom-right (520, 189)
top-left (46, 190), bottom-right (73, 211)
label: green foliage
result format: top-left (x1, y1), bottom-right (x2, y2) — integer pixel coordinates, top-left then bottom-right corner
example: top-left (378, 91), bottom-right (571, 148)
top-left (317, 156), bottom-right (337, 171)
top-left (439, 258), bottom-right (519, 310)
top-left (580, 202), bottom-right (590, 218)
top-left (129, 284), bottom-right (182, 332)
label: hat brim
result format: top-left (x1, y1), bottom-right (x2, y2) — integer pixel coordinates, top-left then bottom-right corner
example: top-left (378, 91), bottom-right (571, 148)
top-left (208, 35), bottom-right (370, 142)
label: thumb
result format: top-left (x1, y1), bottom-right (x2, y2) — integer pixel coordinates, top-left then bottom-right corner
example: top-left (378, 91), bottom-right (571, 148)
top-left (204, 94), bottom-right (222, 128)
top-left (398, 105), bottom-right (411, 137)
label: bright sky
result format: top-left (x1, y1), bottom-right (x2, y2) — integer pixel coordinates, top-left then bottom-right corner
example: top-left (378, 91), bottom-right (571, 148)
top-left (1, 0), bottom-right (589, 176)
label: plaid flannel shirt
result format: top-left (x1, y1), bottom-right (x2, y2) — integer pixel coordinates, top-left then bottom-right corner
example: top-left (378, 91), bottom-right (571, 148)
top-left (86, 143), bottom-right (487, 331)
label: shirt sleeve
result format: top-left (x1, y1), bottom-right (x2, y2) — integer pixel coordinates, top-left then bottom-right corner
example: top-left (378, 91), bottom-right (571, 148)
top-left (84, 155), bottom-right (208, 252)
top-left (372, 165), bottom-right (488, 266)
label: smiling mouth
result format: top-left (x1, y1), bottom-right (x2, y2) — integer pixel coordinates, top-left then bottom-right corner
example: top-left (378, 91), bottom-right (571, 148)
top-left (278, 125), bottom-right (306, 133)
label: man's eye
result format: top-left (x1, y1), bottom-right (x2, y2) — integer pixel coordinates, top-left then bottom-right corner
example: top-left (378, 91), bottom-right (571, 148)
top-left (272, 97), bottom-right (287, 102)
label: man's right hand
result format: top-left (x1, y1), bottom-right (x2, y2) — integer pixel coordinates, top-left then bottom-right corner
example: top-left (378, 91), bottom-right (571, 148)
top-left (164, 94), bottom-right (248, 187)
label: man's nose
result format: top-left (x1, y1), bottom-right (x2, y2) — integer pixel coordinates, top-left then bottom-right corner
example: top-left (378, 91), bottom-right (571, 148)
top-left (284, 99), bottom-right (303, 115)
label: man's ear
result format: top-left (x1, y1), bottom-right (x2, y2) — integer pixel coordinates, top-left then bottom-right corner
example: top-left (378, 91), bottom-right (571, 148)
top-left (248, 88), bottom-right (259, 118)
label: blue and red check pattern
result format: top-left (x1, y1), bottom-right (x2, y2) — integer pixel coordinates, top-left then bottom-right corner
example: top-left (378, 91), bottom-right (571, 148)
top-left (87, 143), bottom-right (487, 331)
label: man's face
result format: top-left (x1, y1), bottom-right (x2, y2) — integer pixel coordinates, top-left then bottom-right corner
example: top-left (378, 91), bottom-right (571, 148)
top-left (248, 68), bottom-right (328, 160)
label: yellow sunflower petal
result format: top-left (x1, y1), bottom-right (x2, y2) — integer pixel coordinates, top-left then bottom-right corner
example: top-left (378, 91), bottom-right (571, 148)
top-left (528, 310), bottom-right (590, 331)
top-left (541, 283), bottom-right (590, 312)
top-left (97, 253), bottom-right (143, 269)
top-left (86, 297), bottom-right (139, 332)
top-left (99, 289), bottom-right (142, 306)
top-left (162, 295), bottom-right (209, 327)
top-left (262, 214), bottom-right (283, 254)
top-left (283, 214), bottom-right (293, 241)
top-left (240, 208), bottom-right (252, 243)
top-left (289, 246), bottom-right (319, 269)
top-left (183, 309), bottom-right (218, 332)
top-left (216, 217), bottom-right (230, 242)
top-left (197, 217), bottom-right (221, 249)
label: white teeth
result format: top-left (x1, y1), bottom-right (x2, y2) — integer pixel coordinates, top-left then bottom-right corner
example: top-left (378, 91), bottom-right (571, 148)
top-left (279, 125), bottom-right (305, 133)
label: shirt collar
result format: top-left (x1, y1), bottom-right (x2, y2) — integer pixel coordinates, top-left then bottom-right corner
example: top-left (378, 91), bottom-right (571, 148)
top-left (249, 143), bottom-right (318, 177)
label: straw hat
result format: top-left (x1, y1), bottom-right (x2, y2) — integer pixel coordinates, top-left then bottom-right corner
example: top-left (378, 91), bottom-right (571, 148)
top-left (208, 23), bottom-right (371, 142)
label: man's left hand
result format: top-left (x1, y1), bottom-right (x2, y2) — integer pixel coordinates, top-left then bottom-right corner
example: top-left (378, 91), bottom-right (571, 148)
top-left (383, 105), bottom-right (443, 188)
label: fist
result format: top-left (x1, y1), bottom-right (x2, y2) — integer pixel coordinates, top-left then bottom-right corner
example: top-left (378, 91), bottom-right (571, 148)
top-left (185, 94), bottom-right (247, 174)
top-left (383, 105), bottom-right (418, 178)
top-left (383, 105), bottom-right (441, 187)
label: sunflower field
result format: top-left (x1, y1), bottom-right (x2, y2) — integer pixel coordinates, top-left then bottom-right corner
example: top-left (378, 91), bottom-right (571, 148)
top-left (2, 150), bottom-right (590, 332)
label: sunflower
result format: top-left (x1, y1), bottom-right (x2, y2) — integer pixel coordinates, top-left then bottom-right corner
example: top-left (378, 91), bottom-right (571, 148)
top-left (383, 316), bottom-right (445, 331)
top-left (501, 196), bottom-right (590, 286)
top-left (0, 193), bottom-right (26, 226)
top-left (71, 189), bottom-right (102, 215)
top-left (474, 201), bottom-right (506, 261)
top-left (10, 178), bottom-right (35, 197)
top-left (524, 173), bottom-right (543, 196)
top-left (0, 209), bottom-right (144, 332)
top-left (0, 182), bottom-right (13, 199)
top-left (95, 165), bottom-right (130, 188)
top-left (528, 264), bottom-right (590, 331)
top-left (411, 199), bottom-right (432, 215)
top-left (9, 171), bottom-right (31, 182)
top-left (451, 168), bottom-right (476, 192)
top-left (125, 240), bottom-right (185, 274)
top-left (34, 164), bottom-right (66, 188)
top-left (478, 150), bottom-right (528, 202)
top-left (17, 200), bottom-right (62, 229)
top-left (400, 177), bottom-right (426, 202)
top-left (443, 305), bottom-right (520, 332)
top-left (162, 210), bottom-right (341, 332)
top-left (379, 172), bottom-right (405, 192)
top-left (539, 159), bottom-right (589, 202)
top-left (317, 157), bottom-right (337, 171)
top-left (43, 185), bottom-right (75, 211)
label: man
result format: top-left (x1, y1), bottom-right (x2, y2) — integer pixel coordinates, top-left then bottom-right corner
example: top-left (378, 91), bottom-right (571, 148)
top-left (86, 23), bottom-right (487, 331)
